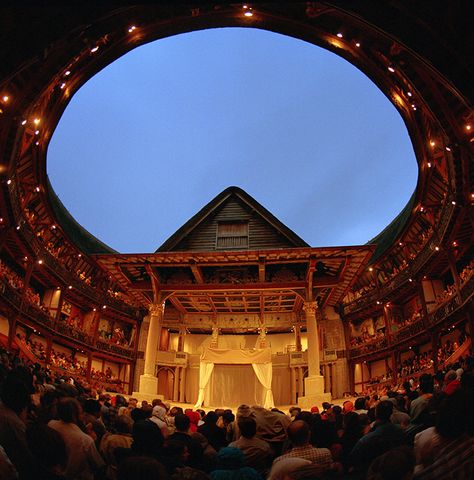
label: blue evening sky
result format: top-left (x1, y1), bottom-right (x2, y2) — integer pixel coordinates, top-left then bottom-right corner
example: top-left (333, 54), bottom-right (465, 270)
top-left (47, 28), bottom-right (417, 253)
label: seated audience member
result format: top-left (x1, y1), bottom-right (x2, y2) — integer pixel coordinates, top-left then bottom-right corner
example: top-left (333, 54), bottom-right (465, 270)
top-left (228, 416), bottom-right (272, 477)
top-left (198, 411), bottom-right (227, 452)
top-left (349, 400), bottom-right (407, 475)
top-left (389, 397), bottom-right (410, 429)
top-left (268, 457), bottom-right (312, 480)
top-left (26, 422), bottom-right (68, 480)
top-left (339, 412), bottom-right (363, 472)
top-left (100, 415), bottom-right (133, 480)
top-left (367, 446), bottom-right (415, 480)
top-left (168, 414), bottom-right (204, 470)
top-left (409, 374), bottom-right (433, 422)
top-left (0, 373), bottom-right (36, 478)
top-left (48, 397), bottom-right (105, 480)
top-left (131, 419), bottom-right (165, 459)
top-left (354, 397), bottom-right (368, 415)
top-left (117, 456), bottom-right (168, 480)
top-left (272, 420), bottom-right (333, 470)
top-left (150, 405), bottom-right (171, 438)
top-left (210, 447), bottom-right (260, 480)
top-left (413, 388), bottom-right (474, 479)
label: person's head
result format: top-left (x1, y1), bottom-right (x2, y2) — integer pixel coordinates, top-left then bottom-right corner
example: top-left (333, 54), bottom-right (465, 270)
top-left (354, 397), bottom-right (366, 410)
top-left (216, 447), bottom-right (245, 470)
top-left (419, 373), bottom-right (434, 394)
top-left (131, 407), bottom-right (148, 423)
top-left (343, 411), bottom-right (361, 435)
top-left (343, 400), bottom-right (354, 414)
top-left (375, 400), bottom-right (393, 423)
top-left (117, 456), bottom-right (168, 480)
top-left (57, 397), bottom-right (82, 424)
top-left (222, 410), bottom-right (235, 425)
top-left (132, 420), bottom-right (164, 455)
top-left (238, 416), bottom-right (257, 439)
top-left (204, 411), bottom-right (218, 424)
top-left (295, 411), bottom-right (313, 425)
top-left (0, 372), bottom-right (30, 415)
top-left (367, 446), bottom-right (415, 480)
top-left (115, 414), bottom-right (133, 434)
top-left (322, 402), bottom-right (331, 411)
top-left (436, 388), bottom-right (474, 438)
top-left (287, 420), bottom-right (310, 446)
top-left (83, 398), bottom-right (101, 418)
top-left (289, 406), bottom-right (302, 417)
top-left (175, 413), bottom-right (190, 432)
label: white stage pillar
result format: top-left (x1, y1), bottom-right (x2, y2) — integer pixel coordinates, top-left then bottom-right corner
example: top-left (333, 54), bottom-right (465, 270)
top-left (298, 301), bottom-right (331, 408)
top-left (136, 302), bottom-right (164, 400)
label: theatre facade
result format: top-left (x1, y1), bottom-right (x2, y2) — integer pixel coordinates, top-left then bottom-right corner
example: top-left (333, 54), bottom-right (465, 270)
top-left (0, 4), bottom-right (472, 407)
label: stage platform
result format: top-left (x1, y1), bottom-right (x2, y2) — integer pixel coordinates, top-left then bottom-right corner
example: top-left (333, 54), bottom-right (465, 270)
top-left (119, 396), bottom-right (356, 414)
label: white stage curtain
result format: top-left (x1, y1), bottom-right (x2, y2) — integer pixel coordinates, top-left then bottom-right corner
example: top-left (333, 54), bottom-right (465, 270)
top-left (195, 348), bottom-right (275, 408)
top-left (207, 365), bottom-right (263, 407)
top-left (193, 361), bottom-right (214, 408)
top-left (252, 362), bottom-right (274, 409)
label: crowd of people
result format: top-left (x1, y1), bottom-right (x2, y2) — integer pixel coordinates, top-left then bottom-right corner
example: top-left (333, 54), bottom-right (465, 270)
top-left (1, 344), bottom-right (474, 480)
top-left (349, 329), bottom-right (385, 348)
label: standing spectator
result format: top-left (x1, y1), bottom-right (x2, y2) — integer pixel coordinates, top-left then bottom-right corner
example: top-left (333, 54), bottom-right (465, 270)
top-left (48, 397), bottom-right (105, 480)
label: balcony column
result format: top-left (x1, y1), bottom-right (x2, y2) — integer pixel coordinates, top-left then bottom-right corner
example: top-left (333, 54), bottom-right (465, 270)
top-left (178, 325), bottom-right (186, 352)
top-left (446, 248), bottom-right (462, 302)
top-left (297, 366), bottom-right (304, 398)
top-left (294, 322), bottom-right (302, 351)
top-left (290, 367), bottom-right (297, 404)
top-left (298, 301), bottom-right (331, 408)
top-left (179, 366), bottom-right (186, 403)
top-left (138, 302), bottom-right (164, 397)
top-left (173, 367), bottom-right (180, 402)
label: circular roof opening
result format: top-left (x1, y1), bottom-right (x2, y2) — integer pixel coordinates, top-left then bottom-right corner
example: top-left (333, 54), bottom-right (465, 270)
top-left (47, 27), bottom-right (417, 253)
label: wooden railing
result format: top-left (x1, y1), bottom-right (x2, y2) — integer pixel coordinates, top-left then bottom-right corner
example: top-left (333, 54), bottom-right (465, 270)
top-left (349, 273), bottom-right (473, 359)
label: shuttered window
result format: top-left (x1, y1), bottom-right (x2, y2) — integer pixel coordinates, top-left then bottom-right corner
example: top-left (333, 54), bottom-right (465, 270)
top-left (216, 222), bottom-right (249, 249)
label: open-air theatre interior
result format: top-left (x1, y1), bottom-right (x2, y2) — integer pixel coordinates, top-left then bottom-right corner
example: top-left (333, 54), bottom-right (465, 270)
top-left (0, 3), bottom-right (472, 409)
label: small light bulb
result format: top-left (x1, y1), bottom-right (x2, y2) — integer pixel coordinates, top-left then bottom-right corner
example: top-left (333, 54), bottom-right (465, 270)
top-left (355, 42), bottom-right (361, 47)
top-left (451, 201), bottom-right (456, 205)
top-left (2, 95), bottom-right (9, 102)
top-left (466, 124), bottom-right (472, 131)
top-left (430, 140), bottom-right (436, 147)
top-left (427, 162), bottom-right (432, 168)
top-left (445, 146), bottom-right (451, 151)
top-left (38, 259), bottom-right (43, 265)
top-left (68, 285), bottom-right (73, 289)
top-left (91, 46), bottom-right (99, 53)
top-left (388, 66), bottom-right (395, 73)
top-left (60, 82), bottom-right (66, 89)
top-left (369, 267), bottom-right (373, 271)
top-left (244, 10), bottom-right (253, 16)
top-left (7, 179), bottom-right (12, 185)
top-left (337, 32), bottom-right (343, 38)
top-left (16, 225), bottom-right (20, 230)
top-left (21, 119), bottom-right (27, 125)
top-left (35, 186), bottom-right (40, 192)
top-left (435, 246), bottom-right (440, 251)
top-left (35, 130), bottom-right (40, 135)
top-left (65, 70), bottom-right (71, 76)
top-left (33, 118), bottom-right (40, 125)
top-left (102, 305), bottom-right (107, 309)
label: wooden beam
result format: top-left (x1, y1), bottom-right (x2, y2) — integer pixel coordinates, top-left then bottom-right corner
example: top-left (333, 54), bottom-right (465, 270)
top-left (190, 264), bottom-right (204, 284)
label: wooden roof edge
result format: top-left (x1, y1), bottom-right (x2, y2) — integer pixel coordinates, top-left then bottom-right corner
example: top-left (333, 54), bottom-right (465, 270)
top-left (94, 242), bottom-right (376, 260)
top-left (155, 186), bottom-right (310, 252)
